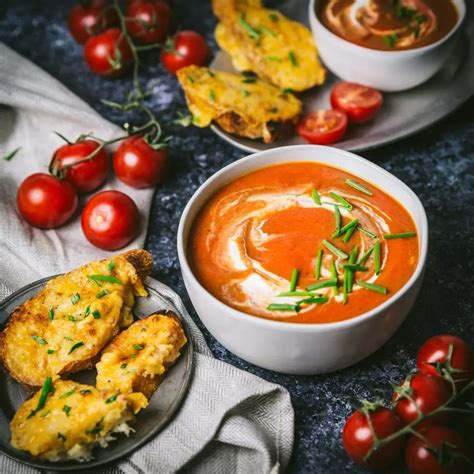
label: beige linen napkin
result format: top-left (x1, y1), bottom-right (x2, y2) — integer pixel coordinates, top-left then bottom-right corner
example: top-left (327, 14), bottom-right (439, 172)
top-left (0, 43), bottom-right (294, 473)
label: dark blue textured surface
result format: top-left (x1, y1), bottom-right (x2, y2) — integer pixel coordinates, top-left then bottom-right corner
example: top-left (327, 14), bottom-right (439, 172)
top-left (1, 1), bottom-right (473, 472)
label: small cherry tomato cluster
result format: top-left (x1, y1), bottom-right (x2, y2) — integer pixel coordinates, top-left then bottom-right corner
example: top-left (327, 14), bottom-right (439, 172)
top-left (342, 335), bottom-right (473, 473)
top-left (68, 0), bottom-right (209, 77)
top-left (16, 132), bottom-right (167, 251)
top-left (297, 81), bottom-right (383, 145)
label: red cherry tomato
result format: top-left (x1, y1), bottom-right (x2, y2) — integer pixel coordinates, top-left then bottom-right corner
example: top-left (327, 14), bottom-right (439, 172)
top-left (113, 136), bottom-right (167, 188)
top-left (17, 173), bottom-right (78, 229)
top-left (393, 374), bottom-right (451, 425)
top-left (51, 140), bottom-right (109, 193)
top-left (417, 335), bottom-right (473, 385)
top-left (81, 190), bottom-right (140, 250)
top-left (342, 407), bottom-right (404, 470)
top-left (68, 0), bottom-right (117, 44)
top-left (330, 82), bottom-right (383, 123)
top-left (405, 425), bottom-right (469, 474)
top-left (84, 28), bottom-right (133, 77)
top-left (297, 109), bottom-right (348, 145)
top-left (161, 31), bottom-right (209, 74)
top-left (126, 0), bottom-right (173, 44)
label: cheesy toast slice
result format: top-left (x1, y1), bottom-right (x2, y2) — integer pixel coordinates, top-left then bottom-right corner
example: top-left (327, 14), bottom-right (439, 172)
top-left (0, 250), bottom-right (153, 389)
top-left (177, 65), bottom-right (302, 143)
top-left (10, 379), bottom-right (147, 462)
top-left (213, 0), bottom-right (325, 91)
top-left (96, 312), bottom-right (187, 399)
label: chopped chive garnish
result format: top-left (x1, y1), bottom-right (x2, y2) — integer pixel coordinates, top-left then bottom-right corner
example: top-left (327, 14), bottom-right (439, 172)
top-left (120, 363), bottom-right (128, 369)
top-left (96, 289), bottom-right (110, 298)
top-left (382, 33), bottom-right (399, 48)
top-left (32, 335), bottom-right (47, 345)
top-left (71, 293), bottom-right (80, 305)
top-left (289, 50), bottom-right (298, 66)
top-left (343, 224), bottom-right (357, 244)
top-left (282, 87), bottom-right (293, 94)
top-left (342, 270), bottom-right (348, 304)
top-left (332, 218), bottom-right (359, 239)
top-left (358, 247), bottom-right (374, 265)
top-left (108, 260), bottom-right (115, 272)
top-left (289, 268), bottom-right (299, 292)
top-left (68, 341), bottom-right (84, 354)
top-left (133, 344), bottom-right (144, 350)
top-left (40, 410), bottom-right (50, 418)
top-left (106, 394), bottom-right (119, 404)
top-left (334, 205), bottom-right (341, 233)
top-left (314, 249), bottom-right (323, 279)
top-left (359, 226), bottom-right (377, 238)
top-left (322, 239), bottom-right (349, 260)
top-left (297, 296), bottom-right (329, 306)
top-left (383, 232), bottom-right (417, 240)
top-left (345, 179), bottom-right (373, 196)
top-left (88, 274), bottom-right (123, 285)
top-left (278, 291), bottom-right (321, 297)
top-left (330, 261), bottom-right (339, 296)
top-left (374, 240), bottom-right (381, 275)
top-left (341, 263), bottom-right (368, 272)
top-left (242, 89), bottom-right (250, 97)
top-left (239, 13), bottom-right (261, 40)
top-left (347, 246), bottom-right (358, 293)
top-left (305, 278), bottom-right (337, 291)
top-left (267, 303), bottom-right (299, 312)
top-left (68, 315), bottom-right (76, 322)
top-left (209, 89), bottom-right (216, 102)
top-left (60, 389), bottom-right (75, 399)
top-left (64, 336), bottom-right (73, 342)
top-left (266, 55), bottom-right (282, 62)
top-left (92, 309), bottom-right (101, 319)
top-left (3, 147), bottom-right (21, 161)
top-left (242, 76), bottom-right (257, 84)
top-left (62, 405), bottom-right (71, 417)
top-left (260, 25), bottom-right (277, 37)
top-left (47, 349), bottom-right (55, 355)
top-left (329, 192), bottom-right (353, 210)
top-left (48, 307), bottom-right (54, 321)
top-left (311, 188), bottom-right (321, 205)
top-left (85, 305), bottom-right (90, 317)
top-left (27, 376), bottom-right (53, 419)
top-left (269, 12), bottom-right (279, 22)
top-left (357, 280), bottom-right (388, 294)
top-left (414, 14), bottom-right (427, 23)
top-left (80, 389), bottom-right (92, 395)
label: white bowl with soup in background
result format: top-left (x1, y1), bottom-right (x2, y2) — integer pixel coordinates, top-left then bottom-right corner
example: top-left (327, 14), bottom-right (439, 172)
top-left (309, 0), bottom-right (466, 91)
top-left (177, 145), bottom-right (428, 375)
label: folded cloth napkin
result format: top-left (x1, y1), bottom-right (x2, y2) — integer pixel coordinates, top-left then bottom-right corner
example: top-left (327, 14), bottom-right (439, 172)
top-left (0, 43), bottom-right (294, 473)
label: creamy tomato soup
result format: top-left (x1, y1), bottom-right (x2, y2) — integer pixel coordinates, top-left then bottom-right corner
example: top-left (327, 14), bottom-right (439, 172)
top-left (188, 162), bottom-right (419, 324)
top-left (317, 0), bottom-right (459, 51)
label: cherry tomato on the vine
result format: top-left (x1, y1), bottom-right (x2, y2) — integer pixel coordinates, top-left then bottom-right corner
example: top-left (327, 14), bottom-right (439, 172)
top-left (405, 425), bottom-right (469, 474)
top-left (330, 82), bottom-right (383, 123)
top-left (161, 30), bottom-right (209, 74)
top-left (84, 28), bottom-right (133, 77)
top-left (297, 109), bottom-right (348, 145)
top-left (417, 335), bottom-right (473, 385)
top-left (17, 173), bottom-right (78, 229)
top-left (51, 139), bottom-right (108, 193)
top-left (68, 0), bottom-right (118, 44)
top-left (393, 373), bottom-right (451, 425)
top-left (81, 190), bottom-right (139, 250)
top-left (113, 136), bottom-right (167, 188)
top-left (126, 0), bottom-right (173, 44)
top-left (342, 407), bottom-right (404, 470)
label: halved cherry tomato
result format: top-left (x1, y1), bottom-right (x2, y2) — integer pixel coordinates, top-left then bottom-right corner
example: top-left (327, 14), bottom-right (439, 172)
top-left (68, 0), bottom-right (118, 44)
top-left (84, 28), bottom-right (133, 77)
top-left (17, 173), bottom-right (78, 229)
top-left (330, 82), bottom-right (383, 123)
top-left (161, 30), bottom-right (209, 74)
top-left (113, 136), bottom-right (167, 188)
top-left (297, 110), bottom-right (348, 145)
top-left (126, 0), bottom-right (173, 44)
top-left (417, 335), bottom-right (473, 385)
top-left (51, 139), bottom-right (109, 193)
top-left (342, 407), bottom-right (404, 470)
top-left (393, 374), bottom-right (451, 425)
top-left (81, 190), bottom-right (140, 250)
top-left (405, 425), bottom-right (469, 474)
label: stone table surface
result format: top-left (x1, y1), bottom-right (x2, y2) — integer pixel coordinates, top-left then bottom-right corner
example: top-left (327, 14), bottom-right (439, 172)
top-left (1, 1), bottom-right (473, 472)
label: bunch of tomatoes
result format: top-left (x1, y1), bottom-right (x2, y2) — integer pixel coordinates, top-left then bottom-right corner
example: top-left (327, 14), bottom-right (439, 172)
top-left (343, 335), bottom-right (474, 473)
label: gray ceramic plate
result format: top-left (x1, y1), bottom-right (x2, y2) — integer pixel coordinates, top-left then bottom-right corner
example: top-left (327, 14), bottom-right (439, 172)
top-left (210, 1), bottom-right (474, 153)
top-left (0, 277), bottom-right (194, 471)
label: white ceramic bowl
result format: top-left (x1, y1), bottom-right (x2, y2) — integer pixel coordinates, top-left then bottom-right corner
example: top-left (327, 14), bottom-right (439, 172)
top-left (309, 0), bottom-right (466, 91)
top-left (177, 145), bottom-right (428, 375)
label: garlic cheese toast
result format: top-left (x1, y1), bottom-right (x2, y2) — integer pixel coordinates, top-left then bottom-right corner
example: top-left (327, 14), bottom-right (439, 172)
top-left (177, 65), bottom-right (302, 143)
top-left (213, 0), bottom-right (325, 91)
top-left (0, 250), bottom-right (153, 389)
top-left (96, 312), bottom-right (187, 399)
top-left (10, 379), bottom-right (147, 462)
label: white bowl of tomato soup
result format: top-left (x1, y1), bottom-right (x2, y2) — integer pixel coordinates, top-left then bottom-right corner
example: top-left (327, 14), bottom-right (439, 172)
top-left (309, 0), bottom-right (466, 91)
top-left (177, 145), bottom-right (428, 374)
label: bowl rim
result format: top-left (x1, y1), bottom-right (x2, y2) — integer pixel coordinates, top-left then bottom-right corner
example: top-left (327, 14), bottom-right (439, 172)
top-left (177, 144), bottom-right (428, 333)
top-left (308, 0), bottom-right (466, 57)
